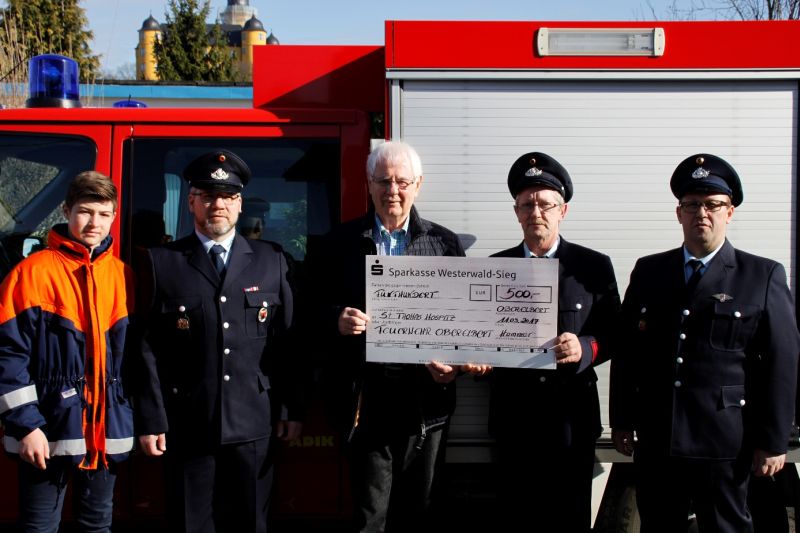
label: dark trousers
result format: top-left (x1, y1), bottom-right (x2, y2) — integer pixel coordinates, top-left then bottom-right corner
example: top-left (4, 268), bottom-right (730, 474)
top-left (634, 448), bottom-right (752, 533)
top-left (748, 471), bottom-right (790, 533)
top-left (18, 459), bottom-right (117, 533)
top-left (165, 437), bottom-right (273, 533)
top-left (349, 426), bottom-right (446, 533)
top-left (495, 436), bottom-right (595, 533)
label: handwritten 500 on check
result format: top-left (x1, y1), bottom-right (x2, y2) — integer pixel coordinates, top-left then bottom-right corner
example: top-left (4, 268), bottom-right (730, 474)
top-left (364, 255), bottom-right (560, 369)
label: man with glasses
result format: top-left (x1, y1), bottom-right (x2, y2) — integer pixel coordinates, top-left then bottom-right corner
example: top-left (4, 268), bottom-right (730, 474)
top-left (134, 149), bottom-right (301, 532)
top-left (610, 153), bottom-right (800, 532)
top-left (489, 152), bottom-right (621, 532)
top-left (311, 140), bottom-right (487, 532)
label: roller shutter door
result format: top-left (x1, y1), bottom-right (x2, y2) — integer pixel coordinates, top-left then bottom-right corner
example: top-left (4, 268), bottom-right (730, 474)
top-left (395, 79), bottom-right (798, 454)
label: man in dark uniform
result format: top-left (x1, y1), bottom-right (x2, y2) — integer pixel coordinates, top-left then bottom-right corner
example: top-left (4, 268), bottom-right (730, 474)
top-left (610, 153), bottom-right (800, 532)
top-left (489, 152), bottom-right (621, 533)
top-left (134, 150), bottom-right (301, 533)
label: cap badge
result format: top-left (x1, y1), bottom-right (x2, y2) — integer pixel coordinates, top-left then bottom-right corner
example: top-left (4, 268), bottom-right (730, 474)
top-left (524, 167), bottom-right (543, 177)
top-left (692, 167), bottom-right (710, 179)
top-left (210, 168), bottom-right (229, 180)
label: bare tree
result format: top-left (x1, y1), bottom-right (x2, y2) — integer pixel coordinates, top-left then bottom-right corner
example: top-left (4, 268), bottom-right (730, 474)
top-left (0, 15), bottom-right (28, 108)
top-left (645, 0), bottom-right (799, 19)
top-left (99, 62), bottom-right (137, 81)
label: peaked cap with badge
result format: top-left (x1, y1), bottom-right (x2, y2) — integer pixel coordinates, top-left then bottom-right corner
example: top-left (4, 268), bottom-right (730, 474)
top-left (670, 153), bottom-right (743, 207)
top-left (183, 149), bottom-right (252, 193)
top-left (507, 151), bottom-right (573, 202)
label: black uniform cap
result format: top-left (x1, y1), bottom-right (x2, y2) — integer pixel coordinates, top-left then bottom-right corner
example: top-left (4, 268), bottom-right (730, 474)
top-left (507, 152), bottom-right (573, 203)
top-left (670, 153), bottom-right (743, 207)
top-left (183, 150), bottom-right (251, 193)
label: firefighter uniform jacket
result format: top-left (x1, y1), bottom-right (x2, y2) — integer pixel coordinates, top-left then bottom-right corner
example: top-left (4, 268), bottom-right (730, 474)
top-left (489, 238), bottom-right (621, 443)
top-left (610, 240), bottom-right (800, 458)
top-left (0, 225), bottom-right (134, 463)
top-left (135, 233), bottom-right (296, 447)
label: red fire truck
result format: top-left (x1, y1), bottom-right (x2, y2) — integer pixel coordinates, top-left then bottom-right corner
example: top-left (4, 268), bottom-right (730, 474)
top-left (1, 19), bottom-right (799, 531)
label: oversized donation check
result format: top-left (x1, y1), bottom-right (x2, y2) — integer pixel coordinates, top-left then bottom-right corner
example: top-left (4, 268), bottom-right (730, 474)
top-left (365, 255), bottom-right (559, 369)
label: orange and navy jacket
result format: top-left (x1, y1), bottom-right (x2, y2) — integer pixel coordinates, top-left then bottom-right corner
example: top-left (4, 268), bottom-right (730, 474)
top-left (0, 224), bottom-right (134, 465)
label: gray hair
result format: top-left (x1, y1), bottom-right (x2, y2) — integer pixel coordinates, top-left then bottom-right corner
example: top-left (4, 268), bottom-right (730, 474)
top-left (366, 140), bottom-right (423, 179)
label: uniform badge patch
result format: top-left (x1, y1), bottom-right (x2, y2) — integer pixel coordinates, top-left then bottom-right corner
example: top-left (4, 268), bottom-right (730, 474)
top-left (177, 317), bottom-right (190, 330)
top-left (61, 388), bottom-right (78, 399)
top-left (258, 307), bottom-right (269, 323)
top-left (638, 319), bottom-right (647, 331)
top-left (692, 167), bottom-right (710, 179)
top-left (712, 293), bottom-right (734, 302)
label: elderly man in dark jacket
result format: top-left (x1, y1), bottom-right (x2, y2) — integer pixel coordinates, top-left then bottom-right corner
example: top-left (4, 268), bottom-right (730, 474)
top-left (313, 140), bottom-right (487, 533)
top-left (610, 154), bottom-right (800, 532)
top-left (489, 152), bottom-right (621, 533)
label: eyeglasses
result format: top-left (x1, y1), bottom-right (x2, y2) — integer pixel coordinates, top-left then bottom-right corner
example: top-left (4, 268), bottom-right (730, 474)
top-left (370, 176), bottom-right (416, 190)
top-left (679, 200), bottom-right (731, 213)
top-left (515, 201), bottom-right (562, 215)
top-left (191, 192), bottom-right (241, 206)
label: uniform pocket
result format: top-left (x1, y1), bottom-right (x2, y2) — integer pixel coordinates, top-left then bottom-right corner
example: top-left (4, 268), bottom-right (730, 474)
top-left (105, 382), bottom-right (134, 443)
top-left (160, 296), bottom-right (204, 337)
top-left (41, 387), bottom-right (83, 438)
top-left (719, 384), bottom-right (746, 410)
top-left (244, 291), bottom-right (281, 338)
top-left (709, 302), bottom-right (760, 351)
top-left (559, 298), bottom-right (590, 334)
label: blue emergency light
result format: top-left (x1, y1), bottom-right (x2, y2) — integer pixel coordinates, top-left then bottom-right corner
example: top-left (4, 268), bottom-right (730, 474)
top-left (113, 98), bottom-right (147, 108)
top-left (26, 54), bottom-right (81, 108)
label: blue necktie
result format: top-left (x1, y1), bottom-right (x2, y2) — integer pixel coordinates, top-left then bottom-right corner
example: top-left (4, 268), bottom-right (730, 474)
top-left (686, 259), bottom-right (703, 294)
top-left (210, 244), bottom-right (226, 276)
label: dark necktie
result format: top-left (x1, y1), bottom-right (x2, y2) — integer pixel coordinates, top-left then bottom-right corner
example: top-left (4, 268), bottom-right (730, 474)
top-left (686, 259), bottom-right (703, 294)
top-left (210, 244), bottom-right (226, 276)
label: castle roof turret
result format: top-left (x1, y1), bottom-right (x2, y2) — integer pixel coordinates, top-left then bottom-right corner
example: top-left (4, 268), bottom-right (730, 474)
top-left (141, 15), bottom-right (160, 31)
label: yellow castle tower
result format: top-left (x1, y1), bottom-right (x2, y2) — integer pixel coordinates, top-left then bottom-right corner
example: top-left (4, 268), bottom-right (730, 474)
top-left (136, 15), bottom-right (162, 81)
top-left (134, 1), bottom-right (279, 81)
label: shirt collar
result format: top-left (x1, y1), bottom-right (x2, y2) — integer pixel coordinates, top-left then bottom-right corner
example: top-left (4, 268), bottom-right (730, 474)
top-left (683, 240), bottom-right (725, 267)
top-left (374, 213), bottom-right (410, 237)
top-left (523, 237), bottom-right (560, 258)
top-left (195, 230), bottom-right (235, 254)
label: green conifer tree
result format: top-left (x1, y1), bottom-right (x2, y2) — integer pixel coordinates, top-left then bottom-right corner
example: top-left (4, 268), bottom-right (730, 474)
top-left (153, 0), bottom-right (238, 82)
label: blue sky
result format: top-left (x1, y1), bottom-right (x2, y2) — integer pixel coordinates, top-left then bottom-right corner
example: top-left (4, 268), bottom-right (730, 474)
top-left (6, 0), bottom-right (690, 73)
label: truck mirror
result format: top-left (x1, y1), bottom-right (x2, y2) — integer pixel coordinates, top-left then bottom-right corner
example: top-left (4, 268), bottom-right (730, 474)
top-left (22, 237), bottom-right (44, 257)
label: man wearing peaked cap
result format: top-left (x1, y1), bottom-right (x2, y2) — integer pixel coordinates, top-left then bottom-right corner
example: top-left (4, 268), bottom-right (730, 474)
top-left (670, 152), bottom-right (743, 207)
top-left (489, 151), bottom-right (621, 532)
top-left (134, 149), bottom-right (303, 532)
top-left (611, 153), bottom-right (799, 532)
top-left (506, 150), bottom-right (573, 202)
top-left (183, 149), bottom-right (251, 193)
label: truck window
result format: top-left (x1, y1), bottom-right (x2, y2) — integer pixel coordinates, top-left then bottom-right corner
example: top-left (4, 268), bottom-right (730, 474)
top-left (121, 138), bottom-right (340, 263)
top-left (0, 133), bottom-right (96, 281)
